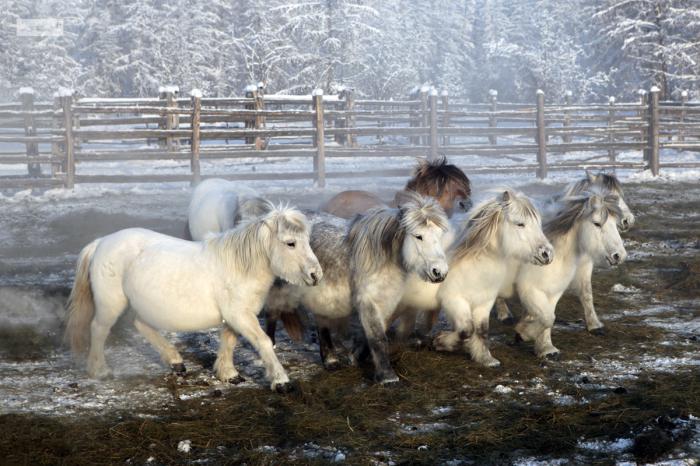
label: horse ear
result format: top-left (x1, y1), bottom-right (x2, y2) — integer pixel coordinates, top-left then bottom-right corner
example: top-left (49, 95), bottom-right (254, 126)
top-left (586, 170), bottom-right (596, 183)
top-left (502, 191), bottom-right (511, 202)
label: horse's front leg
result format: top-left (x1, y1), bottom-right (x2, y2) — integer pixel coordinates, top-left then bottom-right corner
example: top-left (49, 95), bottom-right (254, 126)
top-left (357, 296), bottom-right (398, 385)
top-left (213, 326), bottom-right (245, 384)
top-left (572, 261), bottom-right (604, 334)
top-left (224, 309), bottom-right (292, 392)
top-left (467, 302), bottom-right (501, 367)
top-left (434, 295), bottom-right (473, 353)
top-left (516, 291), bottom-right (559, 359)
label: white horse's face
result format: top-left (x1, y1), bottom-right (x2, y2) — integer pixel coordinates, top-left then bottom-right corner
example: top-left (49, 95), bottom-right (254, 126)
top-left (268, 221), bottom-right (322, 287)
top-left (500, 200), bottom-right (553, 266)
top-left (579, 198), bottom-right (627, 266)
top-left (403, 221), bottom-right (449, 283)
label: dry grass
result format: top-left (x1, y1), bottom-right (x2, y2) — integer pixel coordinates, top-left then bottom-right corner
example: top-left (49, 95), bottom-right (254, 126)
top-left (1, 181), bottom-right (698, 465)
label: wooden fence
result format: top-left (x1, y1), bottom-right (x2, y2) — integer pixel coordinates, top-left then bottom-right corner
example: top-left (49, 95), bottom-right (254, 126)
top-left (0, 85), bottom-right (699, 190)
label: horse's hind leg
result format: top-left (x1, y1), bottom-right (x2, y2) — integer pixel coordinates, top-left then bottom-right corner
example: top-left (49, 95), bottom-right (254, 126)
top-left (87, 294), bottom-right (128, 379)
top-left (495, 298), bottom-right (514, 325)
top-left (213, 326), bottom-right (245, 384)
top-left (133, 318), bottom-right (185, 374)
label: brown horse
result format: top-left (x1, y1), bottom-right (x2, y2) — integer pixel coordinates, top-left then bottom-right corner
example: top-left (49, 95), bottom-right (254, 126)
top-left (321, 156), bottom-right (472, 218)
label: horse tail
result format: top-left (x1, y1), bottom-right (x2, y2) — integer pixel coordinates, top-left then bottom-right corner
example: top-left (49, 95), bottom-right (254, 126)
top-left (64, 238), bottom-right (100, 355)
top-left (281, 309), bottom-right (305, 343)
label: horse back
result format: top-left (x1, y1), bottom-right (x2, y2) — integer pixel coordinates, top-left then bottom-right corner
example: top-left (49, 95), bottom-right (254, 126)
top-left (320, 190), bottom-right (386, 219)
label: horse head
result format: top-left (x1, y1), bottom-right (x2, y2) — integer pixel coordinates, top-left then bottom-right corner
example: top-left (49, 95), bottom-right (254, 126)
top-left (402, 156), bottom-right (472, 217)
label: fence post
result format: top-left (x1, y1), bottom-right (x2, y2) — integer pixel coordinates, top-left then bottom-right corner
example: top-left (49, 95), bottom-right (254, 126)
top-left (563, 90), bottom-right (572, 144)
top-left (419, 87), bottom-right (429, 145)
top-left (344, 89), bottom-right (355, 148)
top-left (608, 96), bottom-right (616, 162)
top-left (488, 89), bottom-right (498, 145)
top-left (441, 90), bottom-right (450, 146)
top-left (190, 89), bottom-right (202, 186)
top-left (409, 88), bottom-right (419, 145)
top-left (255, 82), bottom-right (266, 149)
top-left (159, 85), bottom-right (179, 150)
top-left (647, 86), bottom-right (660, 176)
top-left (312, 89), bottom-right (326, 188)
top-left (679, 90), bottom-right (688, 143)
top-left (20, 87), bottom-right (41, 176)
top-left (244, 84), bottom-right (257, 146)
top-left (59, 89), bottom-right (75, 189)
top-left (429, 89), bottom-right (439, 161)
top-left (52, 95), bottom-right (62, 177)
top-left (535, 89), bottom-right (547, 179)
top-left (638, 89), bottom-right (648, 160)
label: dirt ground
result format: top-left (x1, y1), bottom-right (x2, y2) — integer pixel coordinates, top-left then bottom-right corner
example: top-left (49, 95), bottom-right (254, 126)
top-left (0, 179), bottom-right (698, 465)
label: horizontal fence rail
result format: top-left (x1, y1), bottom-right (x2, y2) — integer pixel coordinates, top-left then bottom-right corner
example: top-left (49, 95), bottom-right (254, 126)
top-left (0, 85), bottom-right (698, 190)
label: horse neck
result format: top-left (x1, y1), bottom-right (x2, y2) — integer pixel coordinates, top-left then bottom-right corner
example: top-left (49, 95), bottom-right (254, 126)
top-left (550, 225), bottom-right (580, 270)
top-left (208, 223), bottom-right (273, 283)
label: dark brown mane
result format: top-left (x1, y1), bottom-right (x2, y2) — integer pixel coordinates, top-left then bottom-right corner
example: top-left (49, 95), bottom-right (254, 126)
top-left (404, 156), bottom-right (471, 199)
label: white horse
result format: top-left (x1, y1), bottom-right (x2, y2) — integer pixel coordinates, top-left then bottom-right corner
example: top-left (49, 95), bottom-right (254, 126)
top-left (64, 204), bottom-right (322, 392)
top-left (514, 190), bottom-right (627, 358)
top-left (496, 172), bottom-right (635, 334)
top-left (422, 190), bottom-right (553, 367)
top-left (268, 192), bottom-right (449, 384)
top-left (186, 178), bottom-right (260, 241)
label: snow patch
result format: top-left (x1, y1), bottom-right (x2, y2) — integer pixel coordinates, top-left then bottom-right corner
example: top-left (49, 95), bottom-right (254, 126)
top-left (577, 437), bottom-right (633, 453)
top-left (494, 384), bottom-right (513, 394)
top-left (177, 440), bottom-right (192, 453)
top-left (611, 283), bottom-right (641, 294)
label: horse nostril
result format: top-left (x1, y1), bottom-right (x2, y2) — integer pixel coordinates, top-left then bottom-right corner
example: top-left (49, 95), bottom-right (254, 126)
top-left (432, 268), bottom-right (441, 278)
top-left (612, 253), bottom-right (620, 262)
top-left (542, 250), bottom-right (549, 260)
top-left (310, 272), bottom-right (318, 284)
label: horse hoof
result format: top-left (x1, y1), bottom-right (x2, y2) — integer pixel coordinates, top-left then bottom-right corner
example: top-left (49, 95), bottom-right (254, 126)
top-left (171, 363), bottom-right (186, 375)
top-left (500, 317), bottom-right (516, 326)
top-left (376, 373), bottom-right (400, 386)
top-left (228, 375), bottom-right (246, 385)
top-left (273, 381), bottom-right (296, 394)
top-left (482, 358), bottom-right (501, 368)
top-left (544, 352), bottom-right (560, 361)
top-left (589, 327), bottom-right (606, 336)
top-left (324, 359), bottom-right (342, 371)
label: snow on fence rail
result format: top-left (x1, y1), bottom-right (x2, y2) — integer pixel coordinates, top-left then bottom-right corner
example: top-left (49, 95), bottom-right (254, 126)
top-left (0, 86), bottom-right (698, 190)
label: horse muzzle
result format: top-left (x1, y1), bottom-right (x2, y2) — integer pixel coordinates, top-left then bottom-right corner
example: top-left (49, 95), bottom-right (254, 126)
top-left (303, 267), bottom-right (323, 286)
top-left (619, 216), bottom-right (635, 232)
top-left (533, 245), bottom-right (554, 265)
top-left (606, 251), bottom-right (626, 266)
top-left (427, 266), bottom-right (448, 283)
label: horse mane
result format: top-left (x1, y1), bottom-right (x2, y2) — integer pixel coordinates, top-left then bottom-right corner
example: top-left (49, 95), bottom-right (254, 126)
top-left (544, 190), bottom-right (622, 238)
top-left (564, 172), bottom-right (624, 198)
top-left (451, 190), bottom-right (539, 261)
top-left (235, 196), bottom-right (274, 223)
top-left (348, 192), bottom-right (448, 274)
top-left (404, 156), bottom-right (471, 199)
top-left (207, 203), bottom-right (308, 272)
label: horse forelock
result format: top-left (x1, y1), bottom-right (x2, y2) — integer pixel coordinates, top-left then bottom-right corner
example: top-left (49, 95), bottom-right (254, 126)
top-left (405, 156), bottom-right (471, 199)
top-left (599, 173), bottom-right (624, 196)
top-left (399, 193), bottom-right (449, 233)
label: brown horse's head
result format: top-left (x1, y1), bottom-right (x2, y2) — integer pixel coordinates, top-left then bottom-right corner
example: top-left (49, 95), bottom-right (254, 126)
top-left (399, 156), bottom-right (471, 217)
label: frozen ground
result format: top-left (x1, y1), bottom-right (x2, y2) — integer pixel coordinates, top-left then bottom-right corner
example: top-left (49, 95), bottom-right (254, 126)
top-left (0, 165), bottom-right (698, 464)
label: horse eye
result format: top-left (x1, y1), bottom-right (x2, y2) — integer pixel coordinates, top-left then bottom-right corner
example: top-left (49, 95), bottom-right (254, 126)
top-left (593, 222), bottom-right (602, 228)
top-left (516, 223), bottom-right (525, 228)
top-left (286, 241), bottom-right (296, 248)
top-left (414, 234), bottom-right (423, 241)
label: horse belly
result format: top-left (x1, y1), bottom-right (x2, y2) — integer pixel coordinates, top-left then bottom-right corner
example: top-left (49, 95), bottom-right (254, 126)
top-left (123, 251), bottom-right (222, 332)
top-left (301, 280), bottom-right (351, 319)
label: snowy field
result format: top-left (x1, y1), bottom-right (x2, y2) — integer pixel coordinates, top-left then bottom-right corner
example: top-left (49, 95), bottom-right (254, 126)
top-left (0, 154), bottom-right (699, 464)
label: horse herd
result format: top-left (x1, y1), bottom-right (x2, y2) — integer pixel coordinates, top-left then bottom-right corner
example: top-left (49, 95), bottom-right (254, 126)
top-left (64, 158), bottom-right (634, 392)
